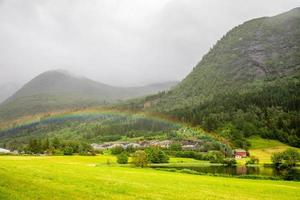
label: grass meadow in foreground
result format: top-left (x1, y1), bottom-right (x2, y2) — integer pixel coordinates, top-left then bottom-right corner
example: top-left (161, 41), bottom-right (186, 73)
top-left (0, 155), bottom-right (300, 200)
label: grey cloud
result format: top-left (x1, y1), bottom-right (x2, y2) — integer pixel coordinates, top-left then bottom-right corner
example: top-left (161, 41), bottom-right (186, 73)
top-left (0, 0), bottom-right (299, 87)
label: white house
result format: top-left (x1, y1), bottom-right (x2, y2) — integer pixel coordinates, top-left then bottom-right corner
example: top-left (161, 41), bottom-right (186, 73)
top-left (0, 148), bottom-right (10, 154)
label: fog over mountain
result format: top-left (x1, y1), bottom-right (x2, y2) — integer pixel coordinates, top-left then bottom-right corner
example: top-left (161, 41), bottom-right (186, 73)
top-left (0, 82), bottom-right (20, 103)
top-left (0, 0), bottom-right (299, 87)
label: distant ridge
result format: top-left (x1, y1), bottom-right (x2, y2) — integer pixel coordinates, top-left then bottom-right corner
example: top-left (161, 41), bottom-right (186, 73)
top-left (0, 70), bottom-right (178, 120)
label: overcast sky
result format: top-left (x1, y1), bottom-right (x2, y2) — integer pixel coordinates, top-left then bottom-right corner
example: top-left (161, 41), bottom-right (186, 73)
top-left (0, 0), bottom-right (299, 87)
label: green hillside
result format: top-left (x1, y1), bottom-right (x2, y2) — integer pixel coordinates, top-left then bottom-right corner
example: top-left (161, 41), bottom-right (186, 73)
top-left (120, 8), bottom-right (300, 148)
top-left (248, 136), bottom-right (300, 163)
top-left (0, 70), bottom-right (177, 120)
top-left (0, 110), bottom-right (229, 156)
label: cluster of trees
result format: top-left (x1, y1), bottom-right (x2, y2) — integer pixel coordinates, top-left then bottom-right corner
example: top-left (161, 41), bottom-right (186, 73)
top-left (130, 149), bottom-right (169, 167)
top-left (166, 76), bottom-right (300, 148)
top-left (113, 143), bottom-right (236, 166)
top-left (0, 114), bottom-right (179, 149)
top-left (271, 149), bottom-right (300, 169)
top-left (21, 137), bottom-right (95, 155)
top-left (114, 146), bottom-right (169, 166)
top-left (91, 117), bottom-right (177, 142)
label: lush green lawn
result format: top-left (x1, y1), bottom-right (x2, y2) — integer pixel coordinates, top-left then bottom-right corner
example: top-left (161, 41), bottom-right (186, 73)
top-left (0, 155), bottom-right (299, 200)
top-left (248, 136), bottom-right (300, 164)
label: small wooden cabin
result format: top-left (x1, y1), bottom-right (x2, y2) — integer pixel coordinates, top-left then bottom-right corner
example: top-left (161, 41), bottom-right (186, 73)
top-left (234, 149), bottom-right (247, 159)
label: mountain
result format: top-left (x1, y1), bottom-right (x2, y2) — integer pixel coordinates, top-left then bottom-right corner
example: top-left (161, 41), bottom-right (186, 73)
top-left (121, 8), bottom-right (300, 148)
top-left (0, 82), bottom-right (20, 103)
top-left (0, 70), bottom-right (178, 120)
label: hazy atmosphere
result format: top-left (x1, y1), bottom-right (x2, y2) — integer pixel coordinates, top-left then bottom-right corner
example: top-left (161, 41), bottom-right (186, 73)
top-left (1, 1), bottom-right (300, 198)
top-left (0, 0), bottom-right (299, 86)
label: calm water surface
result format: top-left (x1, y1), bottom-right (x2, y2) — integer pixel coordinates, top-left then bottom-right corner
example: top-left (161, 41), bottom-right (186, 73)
top-left (151, 165), bottom-right (300, 180)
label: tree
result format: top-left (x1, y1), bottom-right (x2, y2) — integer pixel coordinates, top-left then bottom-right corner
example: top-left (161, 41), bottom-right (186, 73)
top-left (78, 142), bottom-right (94, 155)
top-left (208, 151), bottom-right (225, 163)
top-left (111, 146), bottom-right (124, 155)
top-left (282, 149), bottom-right (300, 167)
top-left (271, 152), bottom-right (283, 168)
top-left (146, 147), bottom-right (169, 163)
top-left (222, 158), bottom-right (237, 166)
top-left (170, 143), bottom-right (182, 151)
top-left (28, 139), bottom-right (42, 154)
top-left (42, 138), bottom-right (50, 152)
top-left (246, 156), bottom-right (259, 165)
top-left (117, 153), bottom-right (128, 164)
top-left (63, 146), bottom-right (73, 155)
top-left (271, 149), bottom-right (300, 169)
top-left (52, 137), bottom-right (60, 149)
top-left (132, 150), bottom-right (148, 167)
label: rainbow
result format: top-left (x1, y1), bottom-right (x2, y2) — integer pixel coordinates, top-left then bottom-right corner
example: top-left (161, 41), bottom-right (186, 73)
top-left (0, 108), bottom-right (184, 133)
top-left (0, 108), bottom-right (229, 147)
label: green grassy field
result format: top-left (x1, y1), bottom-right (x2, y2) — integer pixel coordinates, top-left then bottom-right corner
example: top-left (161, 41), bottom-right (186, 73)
top-left (248, 136), bottom-right (300, 164)
top-left (0, 155), bottom-right (299, 200)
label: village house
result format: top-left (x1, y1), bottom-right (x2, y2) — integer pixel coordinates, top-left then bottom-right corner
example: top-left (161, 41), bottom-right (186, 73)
top-left (91, 140), bottom-right (173, 150)
top-left (91, 139), bottom-right (202, 151)
top-left (124, 143), bottom-right (141, 149)
top-left (0, 148), bottom-right (10, 154)
top-left (149, 140), bottom-right (172, 148)
top-left (234, 149), bottom-right (247, 159)
top-left (182, 144), bottom-right (197, 150)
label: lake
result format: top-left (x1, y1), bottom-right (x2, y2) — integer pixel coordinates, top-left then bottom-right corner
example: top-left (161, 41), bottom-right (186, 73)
top-left (151, 165), bottom-right (300, 180)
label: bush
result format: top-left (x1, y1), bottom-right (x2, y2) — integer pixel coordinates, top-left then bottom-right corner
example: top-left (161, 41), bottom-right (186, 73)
top-left (208, 151), bottom-right (225, 163)
top-left (271, 149), bottom-right (300, 169)
top-left (168, 150), bottom-right (209, 161)
top-left (170, 143), bottom-right (182, 151)
top-left (63, 146), bottom-right (73, 155)
top-left (222, 158), bottom-right (237, 166)
top-left (146, 147), bottom-right (169, 163)
top-left (132, 150), bottom-right (148, 167)
top-left (246, 156), bottom-right (259, 165)
top-left (110, 146), bottom-right (124, 155)
top-left (117, 153), bottom-right (128, 164)
top-left (282, 149), bottom-right (300, 167)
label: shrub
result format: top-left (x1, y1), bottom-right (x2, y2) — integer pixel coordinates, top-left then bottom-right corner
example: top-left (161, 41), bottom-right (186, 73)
top-left (146, 147), bottom-right (169, 163)
top-left (132, 150), bottom-right (148, 167)
top-left (125, 145), bottom-right (136, 153)
top-left (246, 156), bottom-right (259, 165)
top-left (170, 143), bottom-right (182, 151)
top-left (117, 153), bottom-right (128, 164)
top-left (271, 149), bottom-right (300, 169)
top-left (110, 146), bottom-right (124, 155)
top-left (208, 151), bottom-right (225, 163)
top-left (282, 149), bottom-right (300, 167)
top-left (169, 150), bottom-right (208, 160)
top-left (222, 158), bottom-right (237, 166)
top-left (63, 146), bottom-right (73, 155)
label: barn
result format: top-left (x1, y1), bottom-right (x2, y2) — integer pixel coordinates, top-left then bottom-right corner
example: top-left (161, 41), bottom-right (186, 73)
top-left (234, 149), bottom-right (247, 159)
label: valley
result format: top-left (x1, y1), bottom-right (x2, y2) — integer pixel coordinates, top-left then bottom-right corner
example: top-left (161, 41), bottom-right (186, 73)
top-left (0, 4), bottom-right (299, 200)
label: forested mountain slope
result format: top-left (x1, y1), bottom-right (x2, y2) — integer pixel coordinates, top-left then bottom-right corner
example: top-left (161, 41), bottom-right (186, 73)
top-left (120, 8), bottom-right (300, 148)
top-left (0, 70), bottom-right (177, 120)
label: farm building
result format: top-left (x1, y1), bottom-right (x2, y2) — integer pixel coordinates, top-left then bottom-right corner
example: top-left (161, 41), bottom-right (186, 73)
top-left (234, 149), bottom-right (247, 159)
top-left (182, 144), bottom-right (197, 150)
top-left (0, 148), bottom-right (10, 154)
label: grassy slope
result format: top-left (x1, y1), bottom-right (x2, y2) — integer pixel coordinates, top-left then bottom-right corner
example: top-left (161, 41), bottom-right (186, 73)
top-left (248, 136), bottom-right (300, 163)
top-left (0, 156), bottom-right (300, 200)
